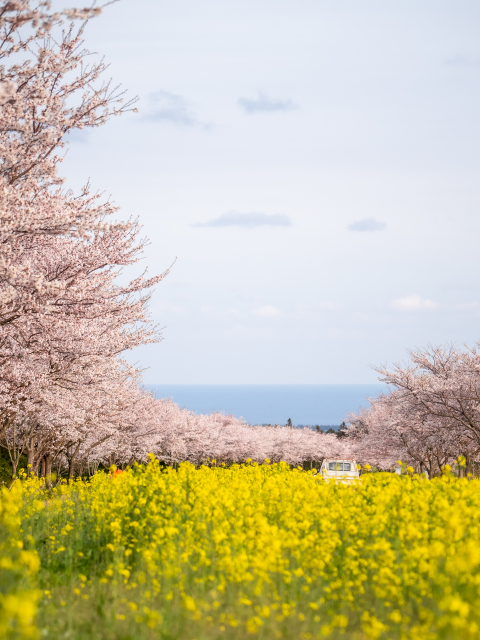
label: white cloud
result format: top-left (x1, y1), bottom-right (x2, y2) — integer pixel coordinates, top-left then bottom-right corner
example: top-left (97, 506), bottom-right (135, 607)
top-left (391, 298), bottom-right (480, 312)
top-left (348, 217), bottom-right (387, 232)
top-left (192, 211), bottom-right (291, 228)
top-left (238, 92), bottom-right (297, 114)
top-left (255, 305), bottom-right (281, 317)
top-left (391, 294), bottom-right (438, 311)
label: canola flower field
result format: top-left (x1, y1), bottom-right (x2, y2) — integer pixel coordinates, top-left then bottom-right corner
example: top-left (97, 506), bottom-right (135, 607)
top-left (1, 459), bottom-right (480, 640)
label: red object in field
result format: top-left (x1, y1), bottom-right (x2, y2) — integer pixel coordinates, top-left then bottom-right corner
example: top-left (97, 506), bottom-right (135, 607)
top-left (113, 469), bottom-right (123, 478)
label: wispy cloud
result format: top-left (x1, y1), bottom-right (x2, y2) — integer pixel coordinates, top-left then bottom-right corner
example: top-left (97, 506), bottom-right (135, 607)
top-left (391, 297), bottom-right (480, 313)
top-left (391, 294), bottom-right (438, 311)
top-left (348, 217), bottom-right (386, 232)
top-left (255, 305), bottom-right (281, 317)
top-left (144, 91), bottom-right (210, 128)
top-left (238, 91), bottom-right (297, 114)
top-left (192, 211), bottom-right (292, 229)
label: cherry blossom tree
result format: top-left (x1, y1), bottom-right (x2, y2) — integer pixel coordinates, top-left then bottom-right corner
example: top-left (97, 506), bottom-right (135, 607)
top-left (347, 343), bottom-right (480, 475)
top-left (0, 3), bottom-right (174, 480)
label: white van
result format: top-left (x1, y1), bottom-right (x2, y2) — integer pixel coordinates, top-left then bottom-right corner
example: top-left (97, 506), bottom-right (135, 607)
top-left (319, 459), bottom-right (360, 483)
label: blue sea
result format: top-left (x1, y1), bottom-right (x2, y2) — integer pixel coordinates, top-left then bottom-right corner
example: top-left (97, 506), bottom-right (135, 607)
top-left (146, 384), bottom-right (387, 427)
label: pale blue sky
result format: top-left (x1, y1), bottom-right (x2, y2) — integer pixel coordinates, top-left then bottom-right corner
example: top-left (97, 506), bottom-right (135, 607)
top-left (61, 0), bottom-right (480, 383)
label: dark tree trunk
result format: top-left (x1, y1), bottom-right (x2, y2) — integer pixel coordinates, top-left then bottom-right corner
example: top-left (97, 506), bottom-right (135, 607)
top-left (68, 456), bottom-right (76, 483)
top-left (27, 447), bottom-right (35, 475)
top-left (67, 443), bottom-right (82, 484)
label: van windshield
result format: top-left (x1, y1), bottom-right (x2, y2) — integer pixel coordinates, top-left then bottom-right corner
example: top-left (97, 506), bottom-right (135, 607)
top-left (328, 462), bottom-right (352, 472)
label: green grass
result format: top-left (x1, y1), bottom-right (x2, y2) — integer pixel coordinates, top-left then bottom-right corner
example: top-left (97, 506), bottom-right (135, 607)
top-left (0, 446), bottom-right (27, 486)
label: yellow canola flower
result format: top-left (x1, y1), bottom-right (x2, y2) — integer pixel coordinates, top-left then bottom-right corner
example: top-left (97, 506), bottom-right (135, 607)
top-left (18, 459), bottom-right (480, 640)
top-left (0, 483), bottom-right (40, 640)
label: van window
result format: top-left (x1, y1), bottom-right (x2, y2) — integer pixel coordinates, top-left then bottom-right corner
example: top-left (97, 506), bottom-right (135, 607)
top-left (329, 462), bottom-right (345, 471)
top-left (328, 462), bottom-right (353, 472)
